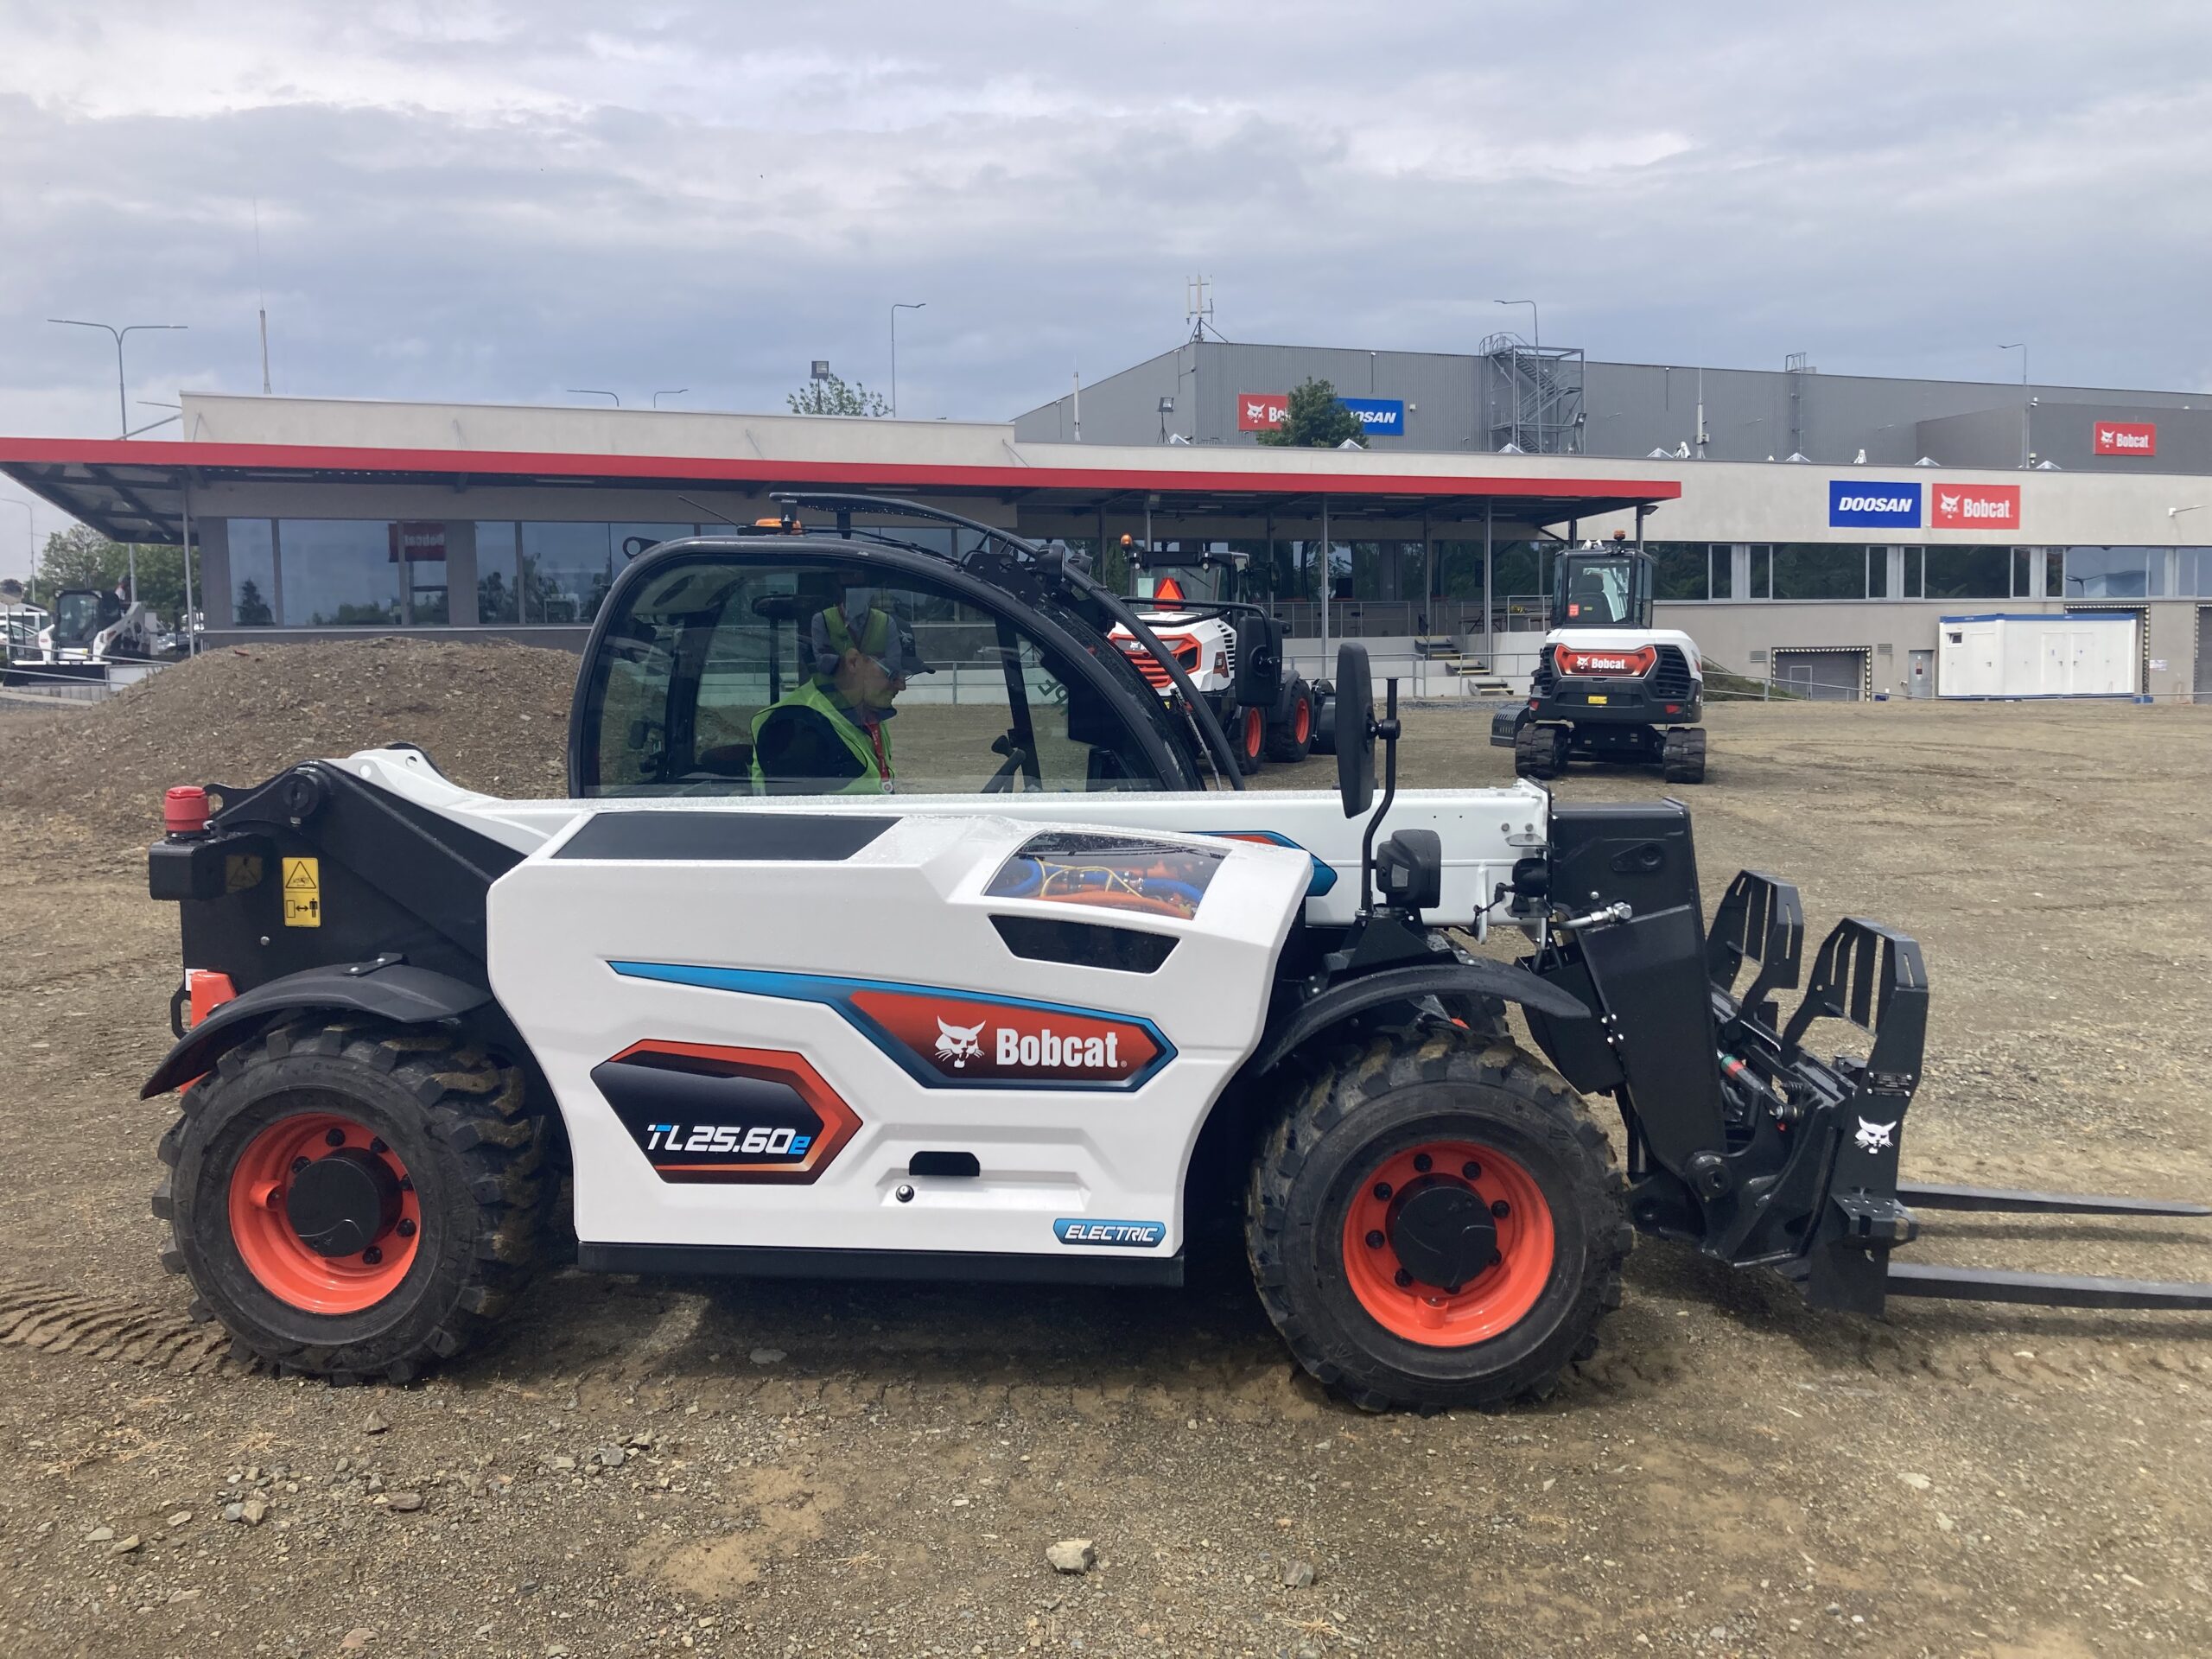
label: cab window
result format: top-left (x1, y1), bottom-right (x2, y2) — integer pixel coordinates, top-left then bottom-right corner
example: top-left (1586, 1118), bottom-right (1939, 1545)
top-left (578, 556), bottom-right (1169, 798)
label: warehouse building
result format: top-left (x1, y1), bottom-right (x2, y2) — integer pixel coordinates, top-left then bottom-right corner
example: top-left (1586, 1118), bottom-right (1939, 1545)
top-left (4, 353), bottom-right (2209, 700)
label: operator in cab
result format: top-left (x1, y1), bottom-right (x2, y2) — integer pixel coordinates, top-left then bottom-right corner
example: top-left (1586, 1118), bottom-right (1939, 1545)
top-left (750, 589), bottom-right (931, 794)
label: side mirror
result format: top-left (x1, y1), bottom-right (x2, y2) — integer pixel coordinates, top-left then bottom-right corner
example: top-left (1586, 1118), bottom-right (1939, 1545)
top-left (1231, 613), bottom-right (1283, 709)
top-left (1335, 643), bottom-right (1375, 817)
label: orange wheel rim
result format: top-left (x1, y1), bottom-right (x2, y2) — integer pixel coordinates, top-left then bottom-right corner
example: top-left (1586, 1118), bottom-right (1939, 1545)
top-left (1243, 708), bottom-right (1265, 757)
top-left (1294, 699), bottom-right (1311, 744)
top-left (1341, 1141), bottom-right (1554, 1347)
top-left (228, 1111), bottom-right (421, 1313)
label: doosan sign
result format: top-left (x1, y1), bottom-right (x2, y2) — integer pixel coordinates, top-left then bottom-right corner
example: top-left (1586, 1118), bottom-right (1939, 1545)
top-left (1828, 480), bottom-right (1922, 528)
top-left (1236, 393), bottom-right (1405, 435)
top-left (2094, 421), bottom-right (2158, 456)
top-left (1929, 484), bottom-right (2021, 530)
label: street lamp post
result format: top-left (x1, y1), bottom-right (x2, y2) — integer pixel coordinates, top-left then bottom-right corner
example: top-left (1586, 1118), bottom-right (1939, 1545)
top-left (651, 389), bottom-right (688, 409)
top-left (566, 389), bottom-right (620, 406)
top-left (1998, 342), bottom-right (2026, 385)
top-left (48, 320), bottom-right (188, 438)
top-left (891, 303), bottom-right (925, 416)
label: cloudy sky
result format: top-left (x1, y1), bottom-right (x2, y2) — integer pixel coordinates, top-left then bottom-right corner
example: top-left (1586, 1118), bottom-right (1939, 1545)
top-left (3, 1), bottom-right (2209, 560)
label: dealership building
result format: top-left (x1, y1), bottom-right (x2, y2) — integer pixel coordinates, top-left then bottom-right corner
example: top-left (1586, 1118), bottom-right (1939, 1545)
top-left (3, 338), bottom-right (2209, 701)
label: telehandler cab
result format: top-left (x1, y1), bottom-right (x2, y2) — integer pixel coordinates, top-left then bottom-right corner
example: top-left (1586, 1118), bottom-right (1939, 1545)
top-left (142, 497), bottom-right (2211, 1410)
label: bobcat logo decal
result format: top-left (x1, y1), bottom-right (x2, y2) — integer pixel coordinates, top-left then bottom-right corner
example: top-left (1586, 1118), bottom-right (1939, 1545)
top-left (934, 1018), bottom-right (985, 1068)
top-left (1855, 1117), bottom-right (1897, 1152)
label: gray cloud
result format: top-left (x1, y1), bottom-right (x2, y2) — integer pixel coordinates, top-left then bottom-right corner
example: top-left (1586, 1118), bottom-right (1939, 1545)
top-left (2, 0), bottom-right (2208, 561)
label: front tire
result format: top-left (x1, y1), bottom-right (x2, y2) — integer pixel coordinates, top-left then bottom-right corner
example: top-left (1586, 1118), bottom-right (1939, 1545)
top-left (1245, 1030), bottom-right (1627, 1412)
top-left (1235, 703), bottom-right (1268, 774)
top-left (1266, 680), bottom-right (1316, 763)
top-left (152, 1020), bottom-right (547, 1382)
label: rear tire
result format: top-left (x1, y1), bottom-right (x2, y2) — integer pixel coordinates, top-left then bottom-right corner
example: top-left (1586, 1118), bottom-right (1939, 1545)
top-left (154, 1019), bottom-right (546, 1382)
top-left (1245, 1029), bottom-right (1628, 1412)
top-left (1309, 683), bottom-right (1338, 756)
top-left (1266, 680), bottom-right (1316, 763)
top-left (1661, 726), bottom-right (1707, 784)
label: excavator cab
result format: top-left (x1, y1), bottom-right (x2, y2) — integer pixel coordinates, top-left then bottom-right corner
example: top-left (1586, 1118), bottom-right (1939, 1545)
top-left (1552, 539), bottom-right (1654, 630)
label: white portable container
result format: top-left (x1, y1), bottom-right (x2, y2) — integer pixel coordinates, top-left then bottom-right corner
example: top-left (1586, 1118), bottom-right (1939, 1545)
top-left (1936, 613), bottom-right (2139, 699)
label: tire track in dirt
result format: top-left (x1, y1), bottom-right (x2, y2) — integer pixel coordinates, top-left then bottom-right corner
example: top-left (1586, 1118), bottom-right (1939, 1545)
top-left (0, 1274), bottom-right (250, 1374)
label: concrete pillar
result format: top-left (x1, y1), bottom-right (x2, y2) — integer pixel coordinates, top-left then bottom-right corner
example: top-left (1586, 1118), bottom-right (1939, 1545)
top-left (199, 517), bottom-right (233, 627)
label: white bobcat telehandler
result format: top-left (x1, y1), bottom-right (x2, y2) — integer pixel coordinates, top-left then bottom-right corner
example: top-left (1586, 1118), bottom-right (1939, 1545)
top-left (140, 497), bottom-right (2212, 1411)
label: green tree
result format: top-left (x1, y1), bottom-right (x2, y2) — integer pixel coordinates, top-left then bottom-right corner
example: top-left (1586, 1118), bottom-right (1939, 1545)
top-left (234, 578), bottom-right (274, 627)
top-left (36, 524), bottom-right (200, 626)
top-left (786, 372), bottom-right (891, 418)
top-left (1254, 378), bottom-right (1365, 449)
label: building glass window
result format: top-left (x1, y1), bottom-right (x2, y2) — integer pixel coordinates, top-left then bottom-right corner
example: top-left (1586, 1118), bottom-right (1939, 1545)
top-left (278, 520), bottom-right (402, 626)
top-left (1923, 545), bottom-right (2011, 601)
top-left (1711, 544), bottom-right (1738, 601)
top-left (2179, 548), bottom-right (2212, 597)
top-left (521, 524), bottom-right (616, 624)
top-left (1770, 543), bottom-right (1867, 601)
top-left (1867, 546), bottom-right (1889, 600)
top-left (391, 522), bottom-right (449, 625)
top-left (1902, 547), bottom-right (1924, 600)
top-left (2063, 546), bottom-right (2164, 599)
top-left (1648, 543), bottom-right (1707, 601)
top-left (1749, 545), bottom-right (1773, 600)
top-left (475, 523), bottom-right (521, 623)
top-left (228, 518), bottom-right (276, 626)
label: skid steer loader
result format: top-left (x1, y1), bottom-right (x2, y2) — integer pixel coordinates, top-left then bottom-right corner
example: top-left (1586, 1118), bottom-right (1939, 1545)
top-left (140, 497), bottom-right (2211, 1409)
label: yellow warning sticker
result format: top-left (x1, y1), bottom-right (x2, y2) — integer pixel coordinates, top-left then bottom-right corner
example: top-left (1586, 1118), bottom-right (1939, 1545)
top-left (282, 856), bottom-right (321, 928)
top-left (225, 854), bottom-right (264, 893)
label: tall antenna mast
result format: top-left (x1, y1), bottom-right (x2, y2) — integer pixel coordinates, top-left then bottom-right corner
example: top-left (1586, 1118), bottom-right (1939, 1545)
top-left (253, 197), bottom-right (272, 394)
top-left (1185, 275), bottom-right (1214, 343)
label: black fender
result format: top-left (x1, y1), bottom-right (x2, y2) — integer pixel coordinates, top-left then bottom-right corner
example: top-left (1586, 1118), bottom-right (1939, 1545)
top-left (141, 962), bottom-right (494, 1099)
top-left (1244, 959), bottom-right (1592, 1079)
top-left (1490, 703), bottom-right (1533, 747)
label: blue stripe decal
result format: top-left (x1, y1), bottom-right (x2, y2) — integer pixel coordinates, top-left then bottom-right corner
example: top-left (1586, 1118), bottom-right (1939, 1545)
top-left (1204, 830), bottom-right (1339, 897)
top-left (606, 961), bottom-right (1176, 1092)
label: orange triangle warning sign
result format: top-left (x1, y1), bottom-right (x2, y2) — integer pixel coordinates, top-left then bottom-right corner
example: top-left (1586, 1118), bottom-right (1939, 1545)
top-left (1155, 576), bottom-right (1185, 603)
top-left (283, 857), bottom-right (320, 891)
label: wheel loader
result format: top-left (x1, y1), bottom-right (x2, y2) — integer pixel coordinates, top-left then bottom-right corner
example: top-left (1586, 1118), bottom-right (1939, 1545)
top-left (1103, 539), bottom-right (1327, 774)
top-left (141, 497), bottom-right (2211, 1409)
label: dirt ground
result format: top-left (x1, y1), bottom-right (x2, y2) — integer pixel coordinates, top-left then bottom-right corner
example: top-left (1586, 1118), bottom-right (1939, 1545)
top-left (2, 654), bottom-right (2209, 1658)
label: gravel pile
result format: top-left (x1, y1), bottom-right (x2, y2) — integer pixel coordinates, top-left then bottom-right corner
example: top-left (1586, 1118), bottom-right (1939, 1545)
top-left (0, 639), bottom-right (578, 852)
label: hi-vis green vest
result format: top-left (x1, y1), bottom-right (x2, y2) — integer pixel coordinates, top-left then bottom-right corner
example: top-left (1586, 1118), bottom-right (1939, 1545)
top-left (747, 677), bottom-right (893, 795)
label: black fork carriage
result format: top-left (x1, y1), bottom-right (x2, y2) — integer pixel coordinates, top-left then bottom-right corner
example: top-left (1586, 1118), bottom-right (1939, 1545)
top-left (1510, 804), bottom-right (2212, 1319)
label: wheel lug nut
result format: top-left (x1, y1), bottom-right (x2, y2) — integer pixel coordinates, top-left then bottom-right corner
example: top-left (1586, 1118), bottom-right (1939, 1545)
top-left (370, 1137), bottom-right (388, 1155)
top-left (1462, 1160), bottom-right (1482, 1181)
top-left (291, 1156), bottom-right (309, 1174)
top-left (362, 1245), bottom-right (383, 1265)
top-left (1364, 1230), bottom-right (1384, 1249)
top-left (1491, 1199), bottom-right (1511, 1218)
top-left (324, 1128), bottom-right (346, 1147)
top-left (1412, 1153), bottom-right (1432, 1173)
top-left (1393, 1268), bottom-right (1413, 1288)
top-left (1372, 1182), bottom-right (1392, 1202)
top-left (1491, 1249), bottom-right (1503, 1266)
top-left (396, 1218), bottom-right (417, 1239)
top-left (398, 1178), bottom-right (414, 1192)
